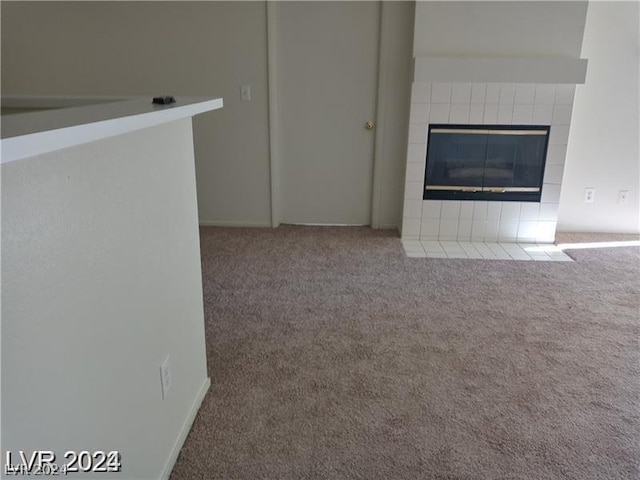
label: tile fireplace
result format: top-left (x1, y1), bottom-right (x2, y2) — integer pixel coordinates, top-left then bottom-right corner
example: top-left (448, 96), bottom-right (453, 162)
top-left (402, 57), bottom-right (587, 244)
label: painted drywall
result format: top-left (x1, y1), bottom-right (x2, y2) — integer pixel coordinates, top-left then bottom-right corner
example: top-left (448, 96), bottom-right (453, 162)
top-left (1, 1), bottom-right (414, 230)
top-left (558, 1), bottom-right (640, 233)
top-left (1, 1), bottom-right (272, 227)
top-left (2, 119), bottom-right (209, 479)
top-left (413, 1), bottom-right (587, 58)
top-left (377, 1), bottom-right (415, 228)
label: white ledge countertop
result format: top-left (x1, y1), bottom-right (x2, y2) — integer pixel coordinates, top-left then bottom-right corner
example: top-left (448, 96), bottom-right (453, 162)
top-left (1, 96), bottom-right (223, 164)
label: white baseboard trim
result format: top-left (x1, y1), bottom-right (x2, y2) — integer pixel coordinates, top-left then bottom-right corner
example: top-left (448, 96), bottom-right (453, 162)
top-left (159, 377), bottom-right (211, 480)
top-left (198, 221), bottom-right (399, 230)
top-left (376, 224), bottom-right (399, 231)
top-left (199, 220), bottom-right (271, 228)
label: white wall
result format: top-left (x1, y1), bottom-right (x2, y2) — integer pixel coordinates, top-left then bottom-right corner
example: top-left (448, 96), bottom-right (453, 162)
top-left (1, 1), bottom-right (272, 227)
top-left (558, 1), bottom-right (640, 233)
top-left (2, 119), bottom-right (209, 479)
top-left (1, 1), bottom-right (414, 230)
top-left (377, 2), bottom-right (415, 229)
top-left (414, 1), bottom-right (587, 58)
top-left (411, 1), bottom-right (635, 235)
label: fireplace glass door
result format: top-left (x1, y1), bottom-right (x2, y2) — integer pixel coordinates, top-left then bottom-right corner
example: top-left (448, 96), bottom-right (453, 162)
top-left (424, 124), bottom-right (550, 202)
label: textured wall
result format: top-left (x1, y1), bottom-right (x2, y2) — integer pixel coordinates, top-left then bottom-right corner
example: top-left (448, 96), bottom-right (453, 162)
top-left (1, 1), bottom-right (415, 229)
top-left (413, 1), bottom-right (587, 58)
top-left (559, 1), bottom-right (640, 233)
top-left (1, 1), bottom-right (272, 226)
top-left (2, 119), bottom-right (208, 479)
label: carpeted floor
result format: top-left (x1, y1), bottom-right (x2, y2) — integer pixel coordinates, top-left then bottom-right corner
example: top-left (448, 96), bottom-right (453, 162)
top-left (170, 226), bottom-right (639, 480)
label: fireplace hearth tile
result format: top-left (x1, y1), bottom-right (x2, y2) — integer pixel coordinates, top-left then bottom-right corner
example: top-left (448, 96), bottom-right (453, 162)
top-left (486, 84), bottom-right (501, 103)
top-left (431, 83), bottom-right (452, 103)
top-left (401, 218), bottom-right (421, 238)
top-left (405, 181), bottom-right (423, 201)
top-left (474, 243), bottom-right (498, 259)
top-left (554, 85), bottom-right (576, 104)
top-left (541, 184), bottom-right (561, 203)
top-left (460, 243), bottom-right (483, 259)
top-left (450, 104), bottom-right (470, 123)
top-left (517, 221), bottom-right (539, 242)
top-left (536, 221), bottom-right (557, 243)
top-left (452, 83), bottom-right (472, 104)
top-left (408, 124), bottom-right (428, 144)
top-left (538, 203), bottom-right (559, 222)
top-left (534, 85), bottom-right (556, 104)
top-left (548, 252), bottom-right (573, 262)
top-left (515, 84), bottom-right (536, 104)
top-left (473, 202), bottom-right (488, 220)
top-left (499, 85), bottom-right (516, 104)
top-left (483, 104), bottom-right (499, 123)
top-left (532, 255), bottom-right (554, 261)
top-left (501, 243), bottom-right (531, 260)
top-left (552, 104), bottom-right (573, 125)
top-left (440, 241), bottom-right (465, 253)
top-left (484, 220), bottom-right (500, 241)
top-left (420, 219), bottom-right (440, 239)
top-left (471, 220), bottom-right (486, 241)
top-left (487, 243), bottom-right (512, 260)
top-left (404, 77), bottom-right (576, 246)
top-left (439, 218), bottom-right (459, 238)
top-left (411, 82), bottom-right (431, 103)
top-left (441, 201), bottom-right (461, 219)
top-left (401, 241), bottom-right (425, 256)
top-left (487, 203), bottom-right (502, 220)
top-left (533, 104), bottom-right (553, 124)
top-left (403, 200), bottom-right (422, 219)
top-left (457, 220), bottom-right (472, 241)
top-left (501, 202), bottom-right (521, 220)
top-left (520, 203), bottom-right (540, 221)
top-left (410, 103), bottom-right (430, 124)
top-left (469, 104), bottom-right (484, 123)
top-left (512, 104), bottom-right (534, 123)
top-left (429, 103), bottom-right (450, 122)
top-left (407, 143), bottom-right (426, 163)
top-left (405, 162), bottom-right (425, 181)
top-left (422, 200), bottom-right (442, 219)
top-left (471, 83), bottom-right (486, 104)
top-left (549, 125), bottom-right (570, 145)
top-left (445, 252), bottom-right (469, 259)
top-left (425, 252), bottom-right (448, 259)
top-left (544, 165), bottom-right (565, 185)
top-left (460, 201), bottom-right (474, 219)
top-left (421, 240), bottom-right (444, 253)
top-left (497, 103), bottom-right (514, 123)
top-left (498, 220), bottom-right (520, 241)
top-left (546, 145), bottom-right (568, 165)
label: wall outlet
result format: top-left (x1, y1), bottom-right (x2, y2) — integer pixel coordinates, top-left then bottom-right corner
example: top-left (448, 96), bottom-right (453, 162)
top-left (618, 190), bottom-right (629, 204)
top-left (584, 187), bottom-right (595, 203)
top-left (240, 85), bottom-right (251, 102)
top-left (159, 355), bottom-right (172, 400)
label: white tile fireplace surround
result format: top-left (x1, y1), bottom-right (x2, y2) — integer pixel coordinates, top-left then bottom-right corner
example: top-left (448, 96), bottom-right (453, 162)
top-left (402, 81), bottom-right (577, 245)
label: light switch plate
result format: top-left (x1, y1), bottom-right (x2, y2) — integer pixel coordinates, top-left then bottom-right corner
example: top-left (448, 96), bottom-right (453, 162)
top-left (240, 85), bottom-right (251, 101)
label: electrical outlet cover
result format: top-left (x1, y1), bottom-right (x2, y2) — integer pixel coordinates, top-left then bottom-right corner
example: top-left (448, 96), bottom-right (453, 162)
top-left (584, 188), bottom-right (595, 203)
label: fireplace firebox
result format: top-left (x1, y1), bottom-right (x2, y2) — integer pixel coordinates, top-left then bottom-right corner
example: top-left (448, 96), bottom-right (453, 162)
top-left (424, 124), bottom-right (550, 202)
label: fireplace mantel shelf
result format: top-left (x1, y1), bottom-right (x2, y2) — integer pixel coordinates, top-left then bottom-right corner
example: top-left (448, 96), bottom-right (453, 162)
top-left (414, 56), bottom-right (587, 84)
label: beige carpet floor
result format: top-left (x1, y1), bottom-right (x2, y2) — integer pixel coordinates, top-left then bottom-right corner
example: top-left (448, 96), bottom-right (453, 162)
top-left (170, 226), bottom-right (639, 479)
